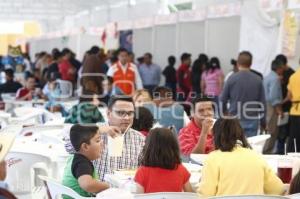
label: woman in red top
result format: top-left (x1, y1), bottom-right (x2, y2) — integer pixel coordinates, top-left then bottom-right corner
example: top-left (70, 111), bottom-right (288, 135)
top-left (134, 128), bottom-right (193, 193)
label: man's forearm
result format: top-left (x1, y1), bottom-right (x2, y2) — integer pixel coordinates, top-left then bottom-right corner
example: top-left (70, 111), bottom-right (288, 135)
top-left (192, 132), bottom-right (208, 154)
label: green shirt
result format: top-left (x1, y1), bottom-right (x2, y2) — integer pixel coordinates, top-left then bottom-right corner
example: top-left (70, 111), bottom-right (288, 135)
top-left (62, 155), bottom-right (98, 199)
top-left (64, 103), bottom-right (104, 124)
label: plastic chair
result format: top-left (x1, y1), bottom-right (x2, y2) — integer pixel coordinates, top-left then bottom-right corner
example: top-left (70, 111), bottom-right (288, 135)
top-left (57, 80), bottom-right (73, 99)
top-left (1, 93), bottom-right (16, 101)
top-left (39, 175), bottom-right (93, 199)
top-left (4, 151), bottom-right (51, 197)
top-left (247, 134), bottom-right (271, 153)
top-left (134, 192), bottom-right (199, 199)
top-left (207, 195), bottom-right (290, 199)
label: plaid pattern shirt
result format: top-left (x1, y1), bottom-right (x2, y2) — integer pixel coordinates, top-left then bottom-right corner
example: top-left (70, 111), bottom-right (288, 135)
top-left (64, 128), bottom-right (145, 181)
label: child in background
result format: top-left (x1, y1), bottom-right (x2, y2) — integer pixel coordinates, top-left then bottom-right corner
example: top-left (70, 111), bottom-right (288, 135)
top-left (132, 106), bottom-right (154, 137)
top-left (64, 90), bottom-right (104, 124)
top-left (62, 124), bottom-right (109, 198)
top-left (44, 77), bottom-right (68, 116)
top-left (134, 128), bottom-right (193, 193)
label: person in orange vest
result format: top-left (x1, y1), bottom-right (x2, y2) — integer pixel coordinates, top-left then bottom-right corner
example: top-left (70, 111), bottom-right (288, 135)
top-left (107, 48), bottom-right (143, 96)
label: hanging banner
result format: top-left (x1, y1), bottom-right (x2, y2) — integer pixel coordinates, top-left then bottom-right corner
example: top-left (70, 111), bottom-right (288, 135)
top-left (154, 13), bottom-right (177, 25)
top-left (134, 17), bottom-right (154, 29)
top-left (207, 3), bottom-right (241, 18)
top-left (119, 30), bottom-right (133, 52)
top-left (178, 9), bottom-right (206, 22)
top-left (118, 21), bottom-right (133, 31)
top-left (282, 11), bottom-right (299, 58)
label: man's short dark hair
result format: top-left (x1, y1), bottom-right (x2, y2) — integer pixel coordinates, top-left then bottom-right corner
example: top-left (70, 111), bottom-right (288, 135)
top-left (4, 69), bottom-right (14, 78)
top-left (61, 48), bottom-right (72, 56)
top-left (237, 51), bottom-right (252, 68)
top-left (117, 48), bottom-right (128, 55)
top-left (70, 124), bottom-right (99, 152)
top-left (191, 95), bottom-right (215, 113)
top-left (271, 59), bottom-right (284, 71)
top-left (108, 95), bottom-right (134, 110)
top-left (181, 53), bottom-right (191, 62)
top-left (275, 54), bottom-right (288, 65)
top-left (192, 95), bottom-right (213, 107)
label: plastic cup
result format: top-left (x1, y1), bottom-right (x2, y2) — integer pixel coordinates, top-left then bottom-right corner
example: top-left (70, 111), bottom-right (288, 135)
top-left (107, 135), bottom-right (124, 157)
top-left (277, 158), bottom-right (293, 183)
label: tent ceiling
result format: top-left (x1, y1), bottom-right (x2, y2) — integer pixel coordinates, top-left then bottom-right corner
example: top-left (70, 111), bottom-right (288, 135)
top-left (0, 0), bottom-right (130, 20)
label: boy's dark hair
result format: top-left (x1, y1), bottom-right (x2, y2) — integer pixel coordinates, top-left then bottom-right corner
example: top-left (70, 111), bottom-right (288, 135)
top-left (237, 51), bottom-right (252, 68)
top-left (139, 128), bottom-right (181, 169)
top-left (271, 59), bottom-right (284, 71)
top-left (107, 95), bottom-right (134, 110)
top-left (213, 118), bottom-right (251, 152)
top-left (4, 69), bottom-right (14, 78)
top-left (275, 54), bottom-right (288, 65)
top-left (289, 169), bottom-right (300, 194)
top-left (132, 107), bottom-right (154, 132)
top-left (70, 124), bottom-right (99, 152)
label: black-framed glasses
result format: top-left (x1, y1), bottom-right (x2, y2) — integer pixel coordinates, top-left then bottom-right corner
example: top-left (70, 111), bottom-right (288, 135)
top-left (112, 110), bottom-right (135, 118)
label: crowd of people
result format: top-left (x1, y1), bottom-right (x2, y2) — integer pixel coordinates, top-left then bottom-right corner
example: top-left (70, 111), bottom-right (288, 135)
top-left (0, 45), bottom-right (300, 198)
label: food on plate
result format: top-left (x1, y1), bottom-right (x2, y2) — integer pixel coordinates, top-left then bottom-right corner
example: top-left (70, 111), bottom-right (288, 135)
top-left (114, 169), bottom-right (137, 176)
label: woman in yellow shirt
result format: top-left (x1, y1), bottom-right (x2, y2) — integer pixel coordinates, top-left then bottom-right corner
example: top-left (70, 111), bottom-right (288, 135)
top-left (197, 118), bottom-right (284, 197)
top-left (286, 68), bottom-right (300, 152)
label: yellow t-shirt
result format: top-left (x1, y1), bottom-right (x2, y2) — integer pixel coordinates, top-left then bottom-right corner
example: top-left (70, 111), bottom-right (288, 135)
top-left (288, 68), bottom-right (300, 116)
top-left (197, 146), bottom-right (284, 197)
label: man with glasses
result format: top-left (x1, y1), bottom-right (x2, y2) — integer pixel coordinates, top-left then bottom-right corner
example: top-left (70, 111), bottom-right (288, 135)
top-left (65, 95), bottom-right (145, 181)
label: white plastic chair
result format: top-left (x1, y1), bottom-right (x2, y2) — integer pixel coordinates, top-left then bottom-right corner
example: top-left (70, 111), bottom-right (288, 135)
top-left (1, 93), bottom-right (16, 100)
top-left (207, 195), bottom-right (290, 199)
top-left (10, 107), bottom-right (45, 125)
top-left (57, 79), bottom-right (73, 99)
top-left (5, 151), bottom-right (51, 197)
top-left (39, 175), bottom-right (93, 199)
top-left (247, 134), bottom-right (271, 153)
top-left (134, 192), bottom-right (199, 199)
